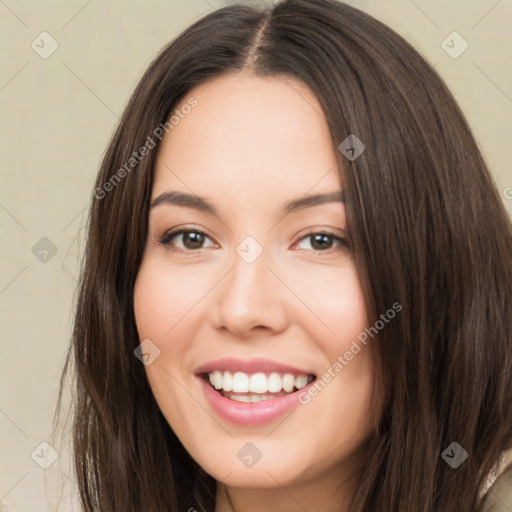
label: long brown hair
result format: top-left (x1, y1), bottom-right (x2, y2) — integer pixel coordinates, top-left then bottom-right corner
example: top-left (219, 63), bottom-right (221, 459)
top-left (54, 0), bottom-right (512, 510)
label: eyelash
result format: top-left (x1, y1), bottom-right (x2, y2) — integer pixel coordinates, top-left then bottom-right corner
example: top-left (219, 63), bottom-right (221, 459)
top-left (157, 227), bottom-right (350, 254)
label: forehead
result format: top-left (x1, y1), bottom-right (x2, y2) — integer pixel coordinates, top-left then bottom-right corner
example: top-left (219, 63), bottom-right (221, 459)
top-left (152, 71), bottom-right (342, 203)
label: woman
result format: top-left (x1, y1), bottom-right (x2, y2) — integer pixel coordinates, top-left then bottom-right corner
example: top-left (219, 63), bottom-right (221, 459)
top-left (55, 0), bottom-right (512, 510)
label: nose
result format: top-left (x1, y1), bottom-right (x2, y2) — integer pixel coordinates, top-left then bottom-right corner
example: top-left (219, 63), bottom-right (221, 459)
top-left (212, 246), bottom-right (289, 338)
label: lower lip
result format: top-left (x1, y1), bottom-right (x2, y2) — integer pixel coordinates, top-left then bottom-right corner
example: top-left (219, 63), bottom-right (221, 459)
top-left (197, 376), bottom-right (314, 426)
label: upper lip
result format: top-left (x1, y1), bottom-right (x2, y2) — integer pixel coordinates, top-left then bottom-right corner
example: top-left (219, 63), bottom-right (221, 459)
top-left (194, 358), bottom-right (316, 377)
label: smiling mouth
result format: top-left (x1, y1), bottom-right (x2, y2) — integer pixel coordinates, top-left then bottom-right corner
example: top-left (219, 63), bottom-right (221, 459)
top-left (201, 371), bottom-right (316, 403)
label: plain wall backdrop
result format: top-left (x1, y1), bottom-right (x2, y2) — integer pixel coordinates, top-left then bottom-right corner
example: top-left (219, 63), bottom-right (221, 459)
top-left (1, 0), bottom-right (511, 510)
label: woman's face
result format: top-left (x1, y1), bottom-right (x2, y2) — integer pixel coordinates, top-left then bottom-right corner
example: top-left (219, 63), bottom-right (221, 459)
top-left (134, 71), bottom-right (377, 500)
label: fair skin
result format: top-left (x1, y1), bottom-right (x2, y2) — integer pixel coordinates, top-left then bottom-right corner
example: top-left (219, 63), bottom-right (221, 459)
top-left (133, 71), bottom-right (378, 512)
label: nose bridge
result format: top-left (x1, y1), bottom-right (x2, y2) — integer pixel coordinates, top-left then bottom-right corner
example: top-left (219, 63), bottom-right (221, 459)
top-left (213, 236), bottom-right (287, 335)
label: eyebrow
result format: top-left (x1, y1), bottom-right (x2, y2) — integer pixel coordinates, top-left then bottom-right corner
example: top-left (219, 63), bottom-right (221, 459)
top-left (150, 190), bottom-right (345, 215)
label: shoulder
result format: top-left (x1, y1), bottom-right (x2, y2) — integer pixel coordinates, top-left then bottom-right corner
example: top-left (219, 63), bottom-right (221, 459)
top-left (482, 459), bottom-right (512, 512)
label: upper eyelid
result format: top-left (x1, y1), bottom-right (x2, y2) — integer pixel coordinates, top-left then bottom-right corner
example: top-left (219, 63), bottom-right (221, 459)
top-left (160, 224), bottom-right (346, 238)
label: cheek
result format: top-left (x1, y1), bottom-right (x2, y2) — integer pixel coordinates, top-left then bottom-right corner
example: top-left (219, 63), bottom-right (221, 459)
top-left (133, 258), bottom-right (212, 340)
top-left (133, 258), bottom-right (218, 407)
top-left (133, 261), bottom-right (204, 423)
top-left (289, 267), bottom-right (375, 428)
top-left (291, 264), bottom-right (369, 344)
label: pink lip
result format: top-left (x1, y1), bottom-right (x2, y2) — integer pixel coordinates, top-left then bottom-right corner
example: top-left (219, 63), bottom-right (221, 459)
top-left (194, 357), bottom-right (315, 376)
top-left (197, 375), bottom-right (316, 426)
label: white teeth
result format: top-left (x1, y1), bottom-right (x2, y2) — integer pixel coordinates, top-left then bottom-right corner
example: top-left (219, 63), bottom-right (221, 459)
top-left (232, 395), bottom-right (251, 403)
top-left (223, 371), bottom-right (233, 392)
top-left (267, 372), bottom-right (282, 393)
top-left (283, 373), bottom-right (295, 392)
top-left (249, 372), bottom-right (267, 393)
top-left (223, 391), bottom-right (288, 402)
top-left (232, 372), bottom-right (250, 392)
top-left (207, 370), bottom-right (313, 394)
top-left (294, 375), bottom-right (309, 389)
top-left (213, 371), bottom-right (223, 390)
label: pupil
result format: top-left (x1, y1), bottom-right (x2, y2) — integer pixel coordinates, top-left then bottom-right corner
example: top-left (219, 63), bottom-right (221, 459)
top-left (184, 232), bottom-right (204, 249)
top-left (311, 234), bottom-right (332, 250)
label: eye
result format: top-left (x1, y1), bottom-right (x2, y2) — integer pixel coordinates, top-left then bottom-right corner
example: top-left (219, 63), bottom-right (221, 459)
top-left (293, 231), bottom-right (350, 252)
top-left (158, 227), bottom-right (216, 251)
top-left (157, 228), bottom-right (349, 254)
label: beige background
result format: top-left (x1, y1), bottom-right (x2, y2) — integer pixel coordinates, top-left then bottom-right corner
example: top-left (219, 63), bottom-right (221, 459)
top-left (0, 1), bottom-right (511, 510)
